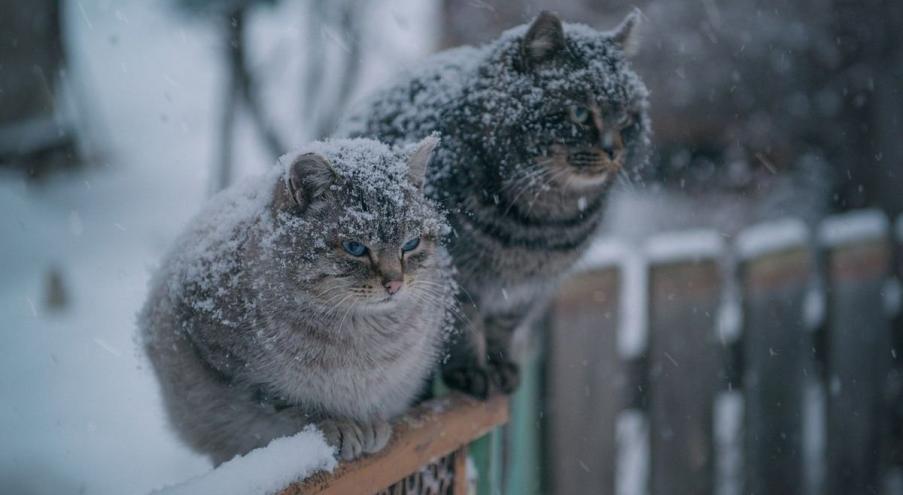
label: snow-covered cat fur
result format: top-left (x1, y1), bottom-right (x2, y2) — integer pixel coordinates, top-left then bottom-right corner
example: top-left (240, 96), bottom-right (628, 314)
top-left (340, 11), bottom-right (650, 397)
top-left (139, 137), bottom-right (454, 464)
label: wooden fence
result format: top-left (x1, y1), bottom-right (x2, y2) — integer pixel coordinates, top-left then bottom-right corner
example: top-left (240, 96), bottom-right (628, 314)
top-left (545, 210), bottom-right (903, 495)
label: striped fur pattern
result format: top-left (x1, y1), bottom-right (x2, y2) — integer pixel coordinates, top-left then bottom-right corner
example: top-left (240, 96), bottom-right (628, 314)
top-left (140, 138), bottom-right (454, 464)
top-left (340, 12), bottom-right (650, 397)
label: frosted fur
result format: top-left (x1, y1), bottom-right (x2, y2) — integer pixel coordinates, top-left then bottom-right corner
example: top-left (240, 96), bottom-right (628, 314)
top-left (340, 13), bottom-right (651, 396)
top-left (341, 22), bottom-right (651, 188)
top-left (140, 138), bottom-right (455, 464)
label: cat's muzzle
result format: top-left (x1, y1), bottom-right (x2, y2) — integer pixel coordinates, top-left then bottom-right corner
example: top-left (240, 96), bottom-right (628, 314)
top-left (568, 148), bottom-right (622, 175)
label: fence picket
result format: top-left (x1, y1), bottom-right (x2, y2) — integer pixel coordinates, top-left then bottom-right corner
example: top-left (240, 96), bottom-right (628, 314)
top-left (737, 219), bottom-right (812, 495)
top-left (890, 214), bottom-right (903, 476)
top-left (645, 231), bottom-right (724, 495)
top-left (819, 210), bottom-right (893, 495)
top-left (546, 266), bottom-right (625, 494)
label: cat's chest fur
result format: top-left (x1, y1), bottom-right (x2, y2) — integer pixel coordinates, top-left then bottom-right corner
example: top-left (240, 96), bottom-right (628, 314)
top-left (256, 310), bottom-right (438, 421)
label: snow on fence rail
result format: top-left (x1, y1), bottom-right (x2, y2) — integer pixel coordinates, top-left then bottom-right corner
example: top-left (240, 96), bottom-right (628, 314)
top-left (287, 394), bottom-right (507, 495)
top-left (546, 210), bottom-right (903, 495)
top-left (156, 394), bottom-right (507, 495)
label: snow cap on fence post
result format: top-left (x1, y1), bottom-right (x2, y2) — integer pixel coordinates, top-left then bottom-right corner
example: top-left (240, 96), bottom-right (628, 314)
top-left (818, 209), bottom-right (899, 317)
top-left (644, 229), bottom-right (725, 264)
top-left (735, 218), bottom-right (809, 261)
top-left (735, 218), bottom-right (821, 331)
top-left (643, 228), bottom-right (726, 342)
top-left (817, 209), bottom-right (888, 248)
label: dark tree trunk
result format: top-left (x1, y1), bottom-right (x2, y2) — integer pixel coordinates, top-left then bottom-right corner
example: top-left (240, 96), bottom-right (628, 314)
top-left (0, 0), bottom-right (80, 177)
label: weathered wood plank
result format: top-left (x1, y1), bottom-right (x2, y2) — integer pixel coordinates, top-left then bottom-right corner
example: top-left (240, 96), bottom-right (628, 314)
top-left (740, 243), bottom-right (813, 495)
top-left (282, 394), bottom-right (508, 495)
top-left (892, 215), bottom-right (903, 470)
top-left (546, 267), bottom-right (624, 495)
top-left (647, 255), bottom-right (722, 495)
top-left (453, 447), bottom-right (467, 495)
top-left (820, 212), bottom-right (893, 495)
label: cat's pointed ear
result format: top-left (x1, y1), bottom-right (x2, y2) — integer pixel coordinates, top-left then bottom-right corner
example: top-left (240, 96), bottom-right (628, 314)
top-left (282, 152), bottom-right (338, 211)
top-left (521, 11), bottom-right (566, 67)
top-left (610, 8), bottom-right (642, 57)
top-left (407, 135), bottom-right (439, 190)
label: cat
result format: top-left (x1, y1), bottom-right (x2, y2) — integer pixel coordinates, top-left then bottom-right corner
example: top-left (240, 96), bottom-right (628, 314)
top-left (339, 11), bottom-right (651, 398)
top-left (139, 137), bottom-right (454, 464)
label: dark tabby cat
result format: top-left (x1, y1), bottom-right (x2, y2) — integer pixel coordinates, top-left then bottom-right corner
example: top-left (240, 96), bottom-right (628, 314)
top-left (340, 11), bottom-right (651, 397)
top-left (140, 138), bottom-right (454, 464)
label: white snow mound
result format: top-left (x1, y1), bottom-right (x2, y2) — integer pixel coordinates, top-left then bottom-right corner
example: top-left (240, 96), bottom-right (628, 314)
top-left (150, 426), bottom-right (337, 495)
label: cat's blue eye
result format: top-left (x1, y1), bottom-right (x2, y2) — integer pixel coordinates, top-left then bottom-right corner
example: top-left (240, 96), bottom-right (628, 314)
top-left (401, 237), bottom-right (420, 253)
top-left (570, 105), bottom-right (590, 124)
top-left (342, 240), bottom-right (368, 257)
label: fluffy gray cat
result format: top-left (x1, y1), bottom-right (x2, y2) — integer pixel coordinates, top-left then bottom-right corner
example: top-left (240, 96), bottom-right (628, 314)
top-left (339, 11), bottom-right (651, 397)
top-left (140, 137), bottom-right (454, 464)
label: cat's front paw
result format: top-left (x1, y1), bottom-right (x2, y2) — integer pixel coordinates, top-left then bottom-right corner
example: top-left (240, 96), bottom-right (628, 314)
top-left (361, 419), bottom-right (392, 455)
top-left (443, 365), bottom-right (491, 399)
top-left (318, 418), bottom-right (393, 461)
top-left (442, 360), bottom-right (520, 399)
top-left (488, 358), bottom-right (520, 395)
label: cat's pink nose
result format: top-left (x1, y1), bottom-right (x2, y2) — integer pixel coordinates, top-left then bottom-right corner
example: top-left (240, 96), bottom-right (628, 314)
top-left (384, 280), bottom-right (403, 295)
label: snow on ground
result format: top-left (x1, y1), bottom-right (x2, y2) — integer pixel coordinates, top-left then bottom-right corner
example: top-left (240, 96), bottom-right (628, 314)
top-left (803, 285), bottom-right (826, 330)
top-left (713, 391), bottom-right (744, 495)
top-left (0, 1), bottom-right (436, 494)
top-left (614, 409), bottom-right (648, 495)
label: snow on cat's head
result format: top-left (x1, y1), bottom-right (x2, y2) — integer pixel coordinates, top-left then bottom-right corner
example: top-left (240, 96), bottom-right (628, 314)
top-left (267, 137), bottom-right (449, 311)
top-left (458, 10), bottom-right (651, 190)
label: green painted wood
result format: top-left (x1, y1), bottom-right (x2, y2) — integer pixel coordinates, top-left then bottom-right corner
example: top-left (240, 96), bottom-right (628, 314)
top-left (503, 341), bottom-right (543, 495)
top-left (470, 425), bottom-right (503, 495)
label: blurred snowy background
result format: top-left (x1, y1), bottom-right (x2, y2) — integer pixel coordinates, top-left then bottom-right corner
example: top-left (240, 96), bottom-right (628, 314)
top-left (1, 0), bottom-right (901, 494)
top-left (0, 0), bottom-right (436, 493)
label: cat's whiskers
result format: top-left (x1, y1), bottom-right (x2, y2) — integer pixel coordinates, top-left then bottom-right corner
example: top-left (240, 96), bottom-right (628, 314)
top-left (318, 287), bottom-right (349, 306)
top-left (503, 166), bottom-right (554, 216)
top-left (501, 166), bottom-right (549, 204)
top-left (319, 294), bottom-right (353, 321)
top-left (503, 164), bottom-right (552, 195)
top-left (337, 299), bottom-right (359, 332)
top-left (524, 166), bottom-right (572, 217)
top-left (407, 291), bottom-right (462, 327)
top-left (408, 281), bottom-right (472, 328)
top-left (316, 288), bottom-right (358, 317)
top-left (616, 165), bottom-right (638, 192)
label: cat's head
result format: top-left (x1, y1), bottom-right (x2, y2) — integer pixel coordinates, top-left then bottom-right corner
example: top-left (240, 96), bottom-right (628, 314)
top-left (266, 137), bottom-right (449, 313)
top-left (459, 10), bottom-right (650, 193)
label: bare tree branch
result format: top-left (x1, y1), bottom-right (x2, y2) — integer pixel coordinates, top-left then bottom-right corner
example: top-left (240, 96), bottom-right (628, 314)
top-left (313, 0), bottom-right (364, 139)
